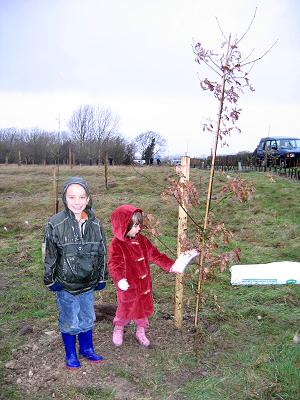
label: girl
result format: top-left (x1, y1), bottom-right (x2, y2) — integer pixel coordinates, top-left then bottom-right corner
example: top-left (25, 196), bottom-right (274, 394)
top-left (108, 204), bottom-right (198, 347)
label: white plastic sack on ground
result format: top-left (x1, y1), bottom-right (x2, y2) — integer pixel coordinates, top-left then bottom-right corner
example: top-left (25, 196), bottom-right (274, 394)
top-left (230, 261), bottom-right (300, 285)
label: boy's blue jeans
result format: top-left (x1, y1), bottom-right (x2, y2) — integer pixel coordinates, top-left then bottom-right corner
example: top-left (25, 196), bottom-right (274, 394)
top-left (56, 289), bottom-right (95, 335)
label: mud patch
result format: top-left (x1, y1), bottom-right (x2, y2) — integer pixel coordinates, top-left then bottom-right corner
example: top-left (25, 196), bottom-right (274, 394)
top-left (4, 314), bottom-right (212, 399)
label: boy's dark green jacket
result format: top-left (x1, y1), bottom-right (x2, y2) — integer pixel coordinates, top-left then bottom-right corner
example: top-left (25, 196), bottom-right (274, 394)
top-left (43, 177), bottom-right (107, 295)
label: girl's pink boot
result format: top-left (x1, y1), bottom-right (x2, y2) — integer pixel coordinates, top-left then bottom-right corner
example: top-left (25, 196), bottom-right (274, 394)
top-left (135, 326), bottom-right (150, 347)
top-left (112, 326), bottom-right (124, 347)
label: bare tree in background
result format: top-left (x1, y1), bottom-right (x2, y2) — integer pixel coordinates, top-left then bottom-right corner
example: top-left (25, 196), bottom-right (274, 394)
top-left (93, 106), bottom-right (119, 142)
top-left (68, 105), bottom-right (94, 144)
top-left (0, 127), bottom-right (19, 163)
top-left (93, 106), bottom-right (119, 164)
top-left (68, 105), bottom-right (95, 163)
top-left (68, 104), bottom-right (119, 164)
top-left (134, 131), bottom-right (166, 159)
top-left (0, 107), bottom-right (146, 166)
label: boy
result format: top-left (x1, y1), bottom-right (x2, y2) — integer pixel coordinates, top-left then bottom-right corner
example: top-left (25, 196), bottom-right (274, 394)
top-left (44, 176), bottom-right (107, 369)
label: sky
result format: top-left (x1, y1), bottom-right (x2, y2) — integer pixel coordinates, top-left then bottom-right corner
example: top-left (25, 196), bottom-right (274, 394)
top-left (0, 0), bottom-right (300, 157)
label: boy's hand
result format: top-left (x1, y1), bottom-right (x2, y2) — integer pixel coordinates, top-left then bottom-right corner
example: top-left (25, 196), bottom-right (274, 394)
top-left (95, 281), bottom-right (106, 291)
top-left (170, 249), bottom-right (200, 274)
top-left (118, 278), bottom-right (129, 291)
top-left (47, 281), bottom-right (63, 292)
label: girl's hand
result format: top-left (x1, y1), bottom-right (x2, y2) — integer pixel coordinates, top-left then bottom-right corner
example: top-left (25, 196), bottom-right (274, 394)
top-left (117, 278), bottom-right (129, 291)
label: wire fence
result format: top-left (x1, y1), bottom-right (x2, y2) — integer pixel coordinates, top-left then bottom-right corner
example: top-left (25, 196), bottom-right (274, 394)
top-left (193, 163), bottom-right (300, 182)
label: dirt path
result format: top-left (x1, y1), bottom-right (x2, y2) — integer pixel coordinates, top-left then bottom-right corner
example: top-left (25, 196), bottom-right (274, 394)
top-left (4, 309), bottom-right (208, 400)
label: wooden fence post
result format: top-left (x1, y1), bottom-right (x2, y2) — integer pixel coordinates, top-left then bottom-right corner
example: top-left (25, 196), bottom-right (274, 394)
top-left (104, 151), bottom-right (108, 190)
top-left (69, 145), bottom-right (73, 169)
top-left (174, 155), bottom-right (190, 329)
top-left (52, 167), bottom-right (59, 214)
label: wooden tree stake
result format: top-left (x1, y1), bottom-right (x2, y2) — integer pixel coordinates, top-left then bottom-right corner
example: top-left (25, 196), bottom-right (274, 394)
top-left (194, 71), bottom-right (227, 327)
top-left (174, 155), bottom-right (190, 329)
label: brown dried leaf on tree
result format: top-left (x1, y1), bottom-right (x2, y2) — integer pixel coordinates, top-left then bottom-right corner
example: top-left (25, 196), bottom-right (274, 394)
top-left (190, 247), bottom-right (240, 281)
top-left (142, 213), bottom-right (161, 238)
top-left (193, 37), bottom-right (258, 145)
top-left (161, 178), bottom-right (199, 208)
top-left (178, 219), bottom-right (240, 279)
top-left (208, 249), bottom-right (241, 275)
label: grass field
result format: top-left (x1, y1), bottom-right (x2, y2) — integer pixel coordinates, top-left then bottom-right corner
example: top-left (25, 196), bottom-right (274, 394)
top-left (0, 164), bottom-right (299, 400)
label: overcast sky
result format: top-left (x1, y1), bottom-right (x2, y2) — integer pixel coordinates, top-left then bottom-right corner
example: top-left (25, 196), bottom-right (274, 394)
top-left (0, 0), bottom-right (299, 157)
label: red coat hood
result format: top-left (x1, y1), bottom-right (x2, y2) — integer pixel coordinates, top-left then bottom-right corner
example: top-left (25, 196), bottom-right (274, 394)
top-left (111, 204), bottom-right (142, 241)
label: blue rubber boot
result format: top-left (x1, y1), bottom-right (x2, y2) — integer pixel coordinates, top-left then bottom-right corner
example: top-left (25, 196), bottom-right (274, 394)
top-left (61, 332), bottom-right (80, 369)
top-left (78, 330), bottom-right (104, 363)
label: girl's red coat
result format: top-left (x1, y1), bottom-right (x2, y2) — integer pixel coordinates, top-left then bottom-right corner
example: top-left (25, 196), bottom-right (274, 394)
top-left (108, 204), bottom-right (175, 320)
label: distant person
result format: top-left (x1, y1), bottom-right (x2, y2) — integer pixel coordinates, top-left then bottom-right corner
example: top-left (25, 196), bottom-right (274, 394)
top-left (108, 204), bottom-right (198, 348)
top-left (43, 177), bottom-right (107, 370)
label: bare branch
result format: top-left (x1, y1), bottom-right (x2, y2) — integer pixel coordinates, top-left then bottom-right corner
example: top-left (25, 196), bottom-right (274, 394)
top-left (241, 47), bottom-right (255, 64)
top-left (215, 16), bottom-right (228, 44)
top-left (207, 54), bottom-right (224, 74)
top-left (240, 39), bottom-right (278, 68)
top-left (236, 7), bottom-right (258, 46)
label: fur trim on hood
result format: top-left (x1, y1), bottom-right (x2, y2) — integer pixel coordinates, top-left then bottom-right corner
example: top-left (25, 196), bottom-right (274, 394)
top-left (111, 204), bottom-right (142, 241)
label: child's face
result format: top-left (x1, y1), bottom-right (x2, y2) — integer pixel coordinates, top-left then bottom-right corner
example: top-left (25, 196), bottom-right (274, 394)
top-left (65, 184), bottom-right (89, 219)
top-left (126, 222), bottom-right (141, 238)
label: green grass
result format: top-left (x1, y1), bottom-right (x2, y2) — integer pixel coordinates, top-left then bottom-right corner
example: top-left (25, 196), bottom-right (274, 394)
top-left (179, 342), bottom-right (300, 399)
top-left (0, 164), bottom-right (300, 399)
